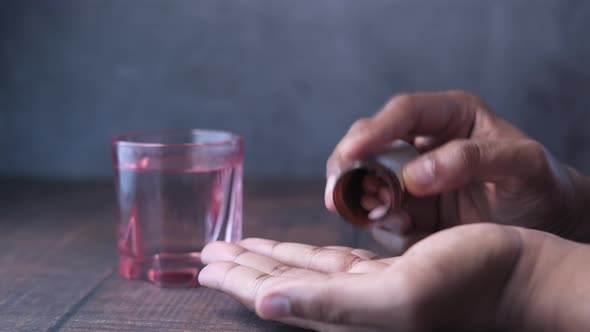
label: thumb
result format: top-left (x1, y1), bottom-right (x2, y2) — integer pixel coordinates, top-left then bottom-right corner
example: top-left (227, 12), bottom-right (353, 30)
top-left (402, 139), bottom-right (550, 196)
top-left (255, 274), bottom-right (392, 326)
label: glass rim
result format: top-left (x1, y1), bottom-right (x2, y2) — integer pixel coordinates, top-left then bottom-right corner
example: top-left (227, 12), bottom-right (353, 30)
top-left (112, 129), bottom-right (242, 148)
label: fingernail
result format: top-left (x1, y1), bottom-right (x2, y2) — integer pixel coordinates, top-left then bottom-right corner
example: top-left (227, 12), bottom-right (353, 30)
top-left (260, 295), bottom-right (291, 319)
top-left (326, 175), bottom-right (336, 193)
top-left (404, 157), bottom-right (435, 188)
top-left (324, 175), bottom-right (336, 209)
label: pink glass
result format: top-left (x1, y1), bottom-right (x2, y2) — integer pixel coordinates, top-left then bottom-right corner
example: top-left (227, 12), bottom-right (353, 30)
top-left (112, 129), bottom-right (243, 287)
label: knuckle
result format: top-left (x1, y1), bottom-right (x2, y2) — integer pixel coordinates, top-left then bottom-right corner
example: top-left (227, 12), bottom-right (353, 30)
top-left (221, 263), bottom-right (242, 289)
top-left (269, 240), bottom-right (281, 256)
top-left (306, 246), bottom-right (326, 270)
top-left (387, 94), bottom-right (415, 116)
top-left (524, 140), bottom-right (547, 160)
top-left (252, 274), bottom-right (273, 298)
top-left (447, 89), bottom-right (491, 116)
top-left (345, 256), bottom-right (365, 272)
top-left (269, 264), bottom-right (292, 277)
top-left (389, 93), bottom-right (413, 109)
top-left (348, 118), bottom-right (372, 135)
top-left (447, 89), bottom-right (476, 101)
top-left (522, 140), bottom-right (551, 175)
top-left (454, 140), bottom-right (483, 168)
top-left (385, 93), bottom-right (415, 123)
top-left (448, 90), bottom-right (485, 107)
top-left (231, 247), bottom-right (249, 262)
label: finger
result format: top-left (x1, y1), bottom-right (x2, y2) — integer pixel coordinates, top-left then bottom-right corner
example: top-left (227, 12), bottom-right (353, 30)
top-left (201, 260), bottom-right (384, 331)
top-left (319, 246), bottom-right (387, 272)
top-left (325, 172), bottom-right (338, 211)
top-left (201, 242), bottom-right (319, 278)
top-left (413, 135), bottom-right (444, 151)
top-left (255, 273), bottom-right (396, 327)
top-left (198, 261), bottom-right (282, 310)
top-left (402, 138), bottom-right (551, 196)
top-left (324, 246), bottom-right (380, 260)
top-left (375, 256), bottom-right (400, 264)
top-left (336, 91), bottom-right (481, 162)
top-left (239, 238), bottom-right (386, 273)
top-left (370, 226), bottom-right (429, 255)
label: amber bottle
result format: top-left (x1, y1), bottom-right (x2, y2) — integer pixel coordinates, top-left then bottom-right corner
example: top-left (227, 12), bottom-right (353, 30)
top-left (332, 140), bottom-right (419, 227)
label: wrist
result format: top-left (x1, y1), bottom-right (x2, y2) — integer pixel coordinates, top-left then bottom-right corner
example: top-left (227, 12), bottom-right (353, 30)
top-left (497, 228), bottom-right (590, 332)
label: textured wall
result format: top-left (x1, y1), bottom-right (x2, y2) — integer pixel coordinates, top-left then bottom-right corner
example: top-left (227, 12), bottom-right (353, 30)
top-left (1, 0), bottom-right (589, 178)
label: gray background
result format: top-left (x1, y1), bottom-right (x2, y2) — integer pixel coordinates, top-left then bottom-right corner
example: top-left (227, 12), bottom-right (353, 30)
top-left (1, 0), bottom-right (589, 178)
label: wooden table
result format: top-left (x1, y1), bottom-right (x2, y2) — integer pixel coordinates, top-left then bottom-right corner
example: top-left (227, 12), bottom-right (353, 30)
top-left (0, 178), bottom-right (377, 331)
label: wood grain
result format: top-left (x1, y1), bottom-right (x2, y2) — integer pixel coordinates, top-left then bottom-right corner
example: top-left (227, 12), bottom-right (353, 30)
top-left (0, 177), bottom-right (362, 331)
top-left (0, 179), bottom-right (117, 332)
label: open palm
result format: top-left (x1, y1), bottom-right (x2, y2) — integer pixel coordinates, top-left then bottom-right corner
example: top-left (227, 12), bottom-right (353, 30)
top-left (199, 224), bottom-right (523, 332)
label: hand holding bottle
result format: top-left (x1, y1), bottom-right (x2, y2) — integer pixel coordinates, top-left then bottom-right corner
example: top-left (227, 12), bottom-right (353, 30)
top-left (325, 90), bottom-right (590, 252)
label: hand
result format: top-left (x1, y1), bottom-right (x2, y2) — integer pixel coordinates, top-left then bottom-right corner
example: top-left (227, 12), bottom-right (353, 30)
top-left (325, 90), bottom-right (590, 251)
top-left (198, 224), bottom-right (590, 331)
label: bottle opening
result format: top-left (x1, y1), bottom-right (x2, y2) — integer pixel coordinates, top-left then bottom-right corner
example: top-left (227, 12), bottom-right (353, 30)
top-left (333, 164), bottom-right (402, 227)
top-left (334, 168), bottom-right (370, 225)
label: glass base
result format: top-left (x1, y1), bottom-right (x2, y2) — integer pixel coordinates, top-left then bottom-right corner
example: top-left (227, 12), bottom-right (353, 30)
top-left (119, 252), bottom-right (203, 288)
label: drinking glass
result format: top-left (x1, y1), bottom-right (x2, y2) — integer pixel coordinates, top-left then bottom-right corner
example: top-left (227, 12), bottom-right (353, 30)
top-left (112, 129), bottom-right (243, 287)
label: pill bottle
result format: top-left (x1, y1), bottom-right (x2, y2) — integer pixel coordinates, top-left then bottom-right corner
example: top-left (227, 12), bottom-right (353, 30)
top-left (332, 140), bottom-right (419, 227)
